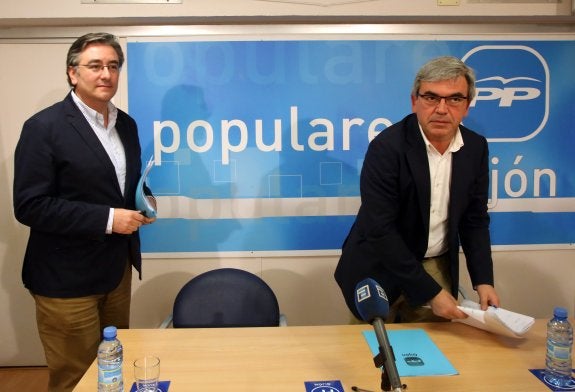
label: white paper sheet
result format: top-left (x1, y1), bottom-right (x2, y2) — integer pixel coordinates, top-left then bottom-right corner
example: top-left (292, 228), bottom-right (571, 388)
top-left (454, 299), bottom-right (535, 338)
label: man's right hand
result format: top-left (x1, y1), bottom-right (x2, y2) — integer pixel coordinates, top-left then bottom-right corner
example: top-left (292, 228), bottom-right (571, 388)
top-left (429, 289), bottom-right (467, 320)
top-left (112, 208), bottom-right (148, 234)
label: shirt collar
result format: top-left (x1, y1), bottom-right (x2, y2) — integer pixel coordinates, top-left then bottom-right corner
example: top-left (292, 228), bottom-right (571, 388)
top-left (71, 90), bottom-right (118, 130)
top-left (418, 124), bottom-right (464, 155)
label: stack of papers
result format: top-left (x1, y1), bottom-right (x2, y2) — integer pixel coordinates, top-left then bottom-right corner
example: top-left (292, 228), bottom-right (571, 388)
top-left (454, 299), bottom-right (535, 338)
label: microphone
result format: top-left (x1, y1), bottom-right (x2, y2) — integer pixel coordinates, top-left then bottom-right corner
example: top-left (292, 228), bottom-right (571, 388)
top-left (355, 278), bottom-right (404, 392)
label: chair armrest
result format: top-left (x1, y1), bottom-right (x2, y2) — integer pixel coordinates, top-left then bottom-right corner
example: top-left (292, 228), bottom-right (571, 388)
top-left (159, 314), bottom-right (173, 329)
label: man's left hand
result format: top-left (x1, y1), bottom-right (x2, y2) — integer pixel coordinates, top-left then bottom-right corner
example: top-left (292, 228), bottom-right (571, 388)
top-left (476, 284), bottom-right (500, 310)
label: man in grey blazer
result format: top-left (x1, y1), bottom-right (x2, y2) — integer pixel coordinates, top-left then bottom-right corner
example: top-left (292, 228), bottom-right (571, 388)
top-left (13, 33), bottom-right (155, 391)
top-left (335, 56), bottom-right (500, 323)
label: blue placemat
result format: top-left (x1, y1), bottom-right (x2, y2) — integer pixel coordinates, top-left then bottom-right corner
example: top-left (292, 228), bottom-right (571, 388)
top-left (529, 369), bottom-right (575, 391)
top-left (129, 380), bottom-right (171, 392)
top-left (304, 380), bottom-right (344, 392)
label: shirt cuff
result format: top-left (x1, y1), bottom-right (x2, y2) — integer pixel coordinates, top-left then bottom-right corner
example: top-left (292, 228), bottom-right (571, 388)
top-left (106, 208), bottom-right (114, 234)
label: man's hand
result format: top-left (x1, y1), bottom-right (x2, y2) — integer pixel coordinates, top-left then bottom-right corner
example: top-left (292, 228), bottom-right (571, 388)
top-left (429, 289), bottom-right (468, 320)
top-left (112, 208), bottom-right (155, 234)
top-left (476, 284), bottom-right (500, 310)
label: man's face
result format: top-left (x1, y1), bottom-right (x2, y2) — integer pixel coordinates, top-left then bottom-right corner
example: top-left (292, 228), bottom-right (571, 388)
top-left (411, 76), bottom-right (471, 146)
top-left (67, 43), bottom-right (120, 112)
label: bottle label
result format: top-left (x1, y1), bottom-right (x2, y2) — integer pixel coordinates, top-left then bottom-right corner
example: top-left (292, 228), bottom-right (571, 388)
top-left (98, 366), bottom-right (123, 387)
top-left (547, 342), bottom-right (572, 360)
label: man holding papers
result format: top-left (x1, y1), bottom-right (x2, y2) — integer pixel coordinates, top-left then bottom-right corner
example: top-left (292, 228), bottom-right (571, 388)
top-left (13, 32), bottom-right (155, 392)
top-left (335, 56), bottom-right (500, 323)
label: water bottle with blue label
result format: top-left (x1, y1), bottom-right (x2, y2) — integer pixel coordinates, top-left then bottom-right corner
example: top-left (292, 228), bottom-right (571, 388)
top-left (98, 326), bottom-right (124, 392)
top-left (545, 307), bottom-right (573, 388)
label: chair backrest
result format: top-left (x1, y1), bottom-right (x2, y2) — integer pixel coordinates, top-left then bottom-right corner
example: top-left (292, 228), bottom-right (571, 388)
top-left (172, 268), bottom-right (280, 328)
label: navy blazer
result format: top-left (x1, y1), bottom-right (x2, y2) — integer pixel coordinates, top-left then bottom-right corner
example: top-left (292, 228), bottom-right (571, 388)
top-left (13, 93), bottom-right (143, 298)
top-left (335, 113), bottom-right (494, 319)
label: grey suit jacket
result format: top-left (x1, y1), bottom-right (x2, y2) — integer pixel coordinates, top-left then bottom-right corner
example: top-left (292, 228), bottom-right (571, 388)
top-left (13, 92), bottom-right (143, 297)
top-left (335, 113), bottom-right (494, 319)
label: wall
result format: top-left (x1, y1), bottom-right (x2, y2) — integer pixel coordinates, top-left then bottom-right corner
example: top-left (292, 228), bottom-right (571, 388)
top-left (1, 1), bottom-right (574, 367)
top-left (0, 0), bottom-right (573, 23)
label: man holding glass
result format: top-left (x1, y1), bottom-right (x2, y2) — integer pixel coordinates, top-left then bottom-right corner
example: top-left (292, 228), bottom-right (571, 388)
top-left (335, 56), bottom-right (500, 323)
top-left (13, 32), bottom-right (154, 391)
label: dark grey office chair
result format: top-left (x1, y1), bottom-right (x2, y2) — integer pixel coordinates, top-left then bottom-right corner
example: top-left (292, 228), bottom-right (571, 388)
top-left (160, 268), bottom-right (286, 328)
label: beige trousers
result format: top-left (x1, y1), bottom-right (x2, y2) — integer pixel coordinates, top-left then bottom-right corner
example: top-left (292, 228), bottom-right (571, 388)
top-left (386, 253), bottom-right (452, 323)
top-left (348, 253), bottom-right (452, 324)
top-left (33, 261), bottom-right (132, 392)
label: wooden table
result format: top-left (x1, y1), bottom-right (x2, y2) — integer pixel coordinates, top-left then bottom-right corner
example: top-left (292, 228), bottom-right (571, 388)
top-left (74, 319), bottom-right (556, 391)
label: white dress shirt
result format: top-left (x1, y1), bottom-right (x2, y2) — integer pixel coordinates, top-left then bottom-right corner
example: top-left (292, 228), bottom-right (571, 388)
top-left (71, 91), bottom-right (126, 234)
top-left (419, 126), bottom-right (464, 258)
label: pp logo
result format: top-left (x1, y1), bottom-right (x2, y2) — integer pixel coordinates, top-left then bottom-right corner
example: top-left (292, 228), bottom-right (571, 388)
top-left (403, 355), bottom-right (425, 367)
top-left (305, 380), bottom-right (345, 392)
top-left (462, 45), bottom-right (549, 142)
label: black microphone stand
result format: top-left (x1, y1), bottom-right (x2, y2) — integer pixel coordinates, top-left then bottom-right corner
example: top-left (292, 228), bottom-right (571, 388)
top-left (372, 347), bottom-right (406, 391)
top-left (371, 320), bottom-right (406, 392)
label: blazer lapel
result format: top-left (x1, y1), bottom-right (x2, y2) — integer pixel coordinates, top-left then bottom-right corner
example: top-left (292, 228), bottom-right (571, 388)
top-left (63, 94), bottom-right (124, 198)
top-left (449, 132), bottom-right (471, 222)
top-left (116, 113), bottom-right (139, 199)
top-left (404, 116), bottom-right (431, 235)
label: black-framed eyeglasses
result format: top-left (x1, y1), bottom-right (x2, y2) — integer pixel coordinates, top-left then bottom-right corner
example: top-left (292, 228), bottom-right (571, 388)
top-left (417, 93), bottom-right (468, 107)
top-left (77, 63), bottom-right (121, 73)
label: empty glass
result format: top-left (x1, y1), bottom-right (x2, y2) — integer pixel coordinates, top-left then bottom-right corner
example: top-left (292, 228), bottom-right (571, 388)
top-left (133, 356), bottom-right (160, 392)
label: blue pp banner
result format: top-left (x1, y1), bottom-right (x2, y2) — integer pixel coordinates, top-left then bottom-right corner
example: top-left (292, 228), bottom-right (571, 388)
top-left (127, 39), bottom-right (575, 255)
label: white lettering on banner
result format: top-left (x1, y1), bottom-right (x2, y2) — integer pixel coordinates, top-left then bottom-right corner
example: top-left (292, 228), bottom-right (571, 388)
top-left (153, 120), bottom-right (180, 156)
top-left (473, 86), bottom-right (541, 107)
top-left (187, 120), bottom-right (213, 153)
top-left (489, 155), bottom-right (557, 209)
top-left (153, 105), bottom-right (391, 165)
top-left (255, 119), bottom-right (282, 152)
top-left (221, 119), bottom-right (249, 165)
top-left (151, 107), bottom-right (566, 217)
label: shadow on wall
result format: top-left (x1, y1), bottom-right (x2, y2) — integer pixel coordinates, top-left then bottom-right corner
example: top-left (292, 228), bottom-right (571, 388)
top-left (264, 263), bottom-right (351, 326)
top-left (459, 252), bottom-right (569, 319)
top-left (2, 85), bottom-right (75, 366)
top-left (1, 222), bottom-right (46, 365)
top-left (130, 258), bottom-right (351, 329)
top-left (130, 270), bottom-right (195, 328)
top-left (492, 252), bottom-right (571, 319)
top-left (1, 164), bottom-right (44, 365)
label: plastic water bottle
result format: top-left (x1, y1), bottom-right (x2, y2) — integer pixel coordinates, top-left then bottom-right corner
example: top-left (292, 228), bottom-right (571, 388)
top-left (98, 326), bottom-right (124, 392)
top-left (545, 307), bottom-right (573, 388)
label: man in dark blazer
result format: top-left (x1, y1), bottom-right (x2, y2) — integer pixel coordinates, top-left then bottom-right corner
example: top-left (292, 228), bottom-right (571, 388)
top-left (13, 33), bottom-right (155, 392)
top-left (335, 56), bottom-right (500, 323)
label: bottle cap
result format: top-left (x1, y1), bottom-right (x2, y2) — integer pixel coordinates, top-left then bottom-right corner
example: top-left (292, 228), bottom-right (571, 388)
top-left (553, 307), bottom-right (568, 318)
top-left (103, 326), bottom-right (117, 339)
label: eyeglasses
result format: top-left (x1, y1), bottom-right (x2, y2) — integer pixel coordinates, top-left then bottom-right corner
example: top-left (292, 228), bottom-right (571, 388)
top-left (417, 93), bottom-right (468, 107)
top-left (77, 63), bottom-right (121, 74)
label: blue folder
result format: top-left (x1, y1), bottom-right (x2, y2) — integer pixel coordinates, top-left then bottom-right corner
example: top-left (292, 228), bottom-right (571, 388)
top-left (362, 328), bottom-right (458, 377)
top-left (135, 157), bottom-right (156, 218)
